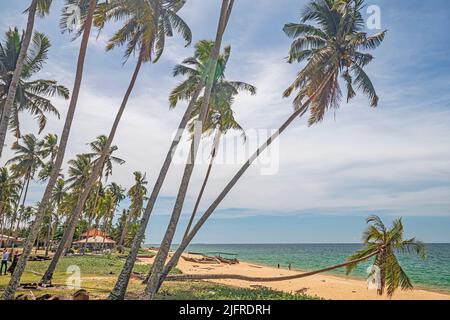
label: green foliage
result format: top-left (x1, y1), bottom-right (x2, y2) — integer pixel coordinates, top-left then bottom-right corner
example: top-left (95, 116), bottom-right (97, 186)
top-left (346, 215), bottom-right (426, 297)
top-left (0, 28), bottom-right (69, 138)
top-left (157, 281), bottom-right (318, 300)
top-left (24, 254), bottom-right (156, 276)
top-left (93, 0), bottom-right (192, 63)
top-left (283, 0), bottom-right (386, 125)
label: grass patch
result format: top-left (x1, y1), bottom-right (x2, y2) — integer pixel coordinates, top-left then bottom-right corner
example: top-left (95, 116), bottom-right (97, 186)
top-left (157, 281), bottom-right (319, 300)
top-left (0, 254), bottom-right (317, 300)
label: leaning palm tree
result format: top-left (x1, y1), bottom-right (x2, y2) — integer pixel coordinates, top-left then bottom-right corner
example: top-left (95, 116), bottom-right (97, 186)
top-left (109, 2), bottom-right (235, 300)
top-left (181, 52), bottom-right (256, 240)
top-left (38, 0), bottom-right (191, 287)
top-left (0, 0), bottom-right (53, 157)
top-left (143, 0), bottom-right (236, 300)
top-left (157, 0), bottom-right (387, 293)
top-left (3, 0), bottom-right (100, 300)
top-left (345, 216), bottom-right (426, 297)
top-left (0, 29), bottom-right (69, 139)
top-left (118, 171), bottom-right (148, 247)
top-left (167, 216), bottom-right (426, 298)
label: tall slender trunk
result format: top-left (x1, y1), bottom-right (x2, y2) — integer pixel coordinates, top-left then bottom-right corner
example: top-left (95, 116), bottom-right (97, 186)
top-left (118, 213), bottom-right (131, 248)
top-left (45, 213), bottom-right (60, 256)
top-left (108, 84), bottom-right (203, 300)
top-left (6, 177), bottom-right (26, 244)
top-left (1, 0), bottom-right (98, 300)
top-left (143, 0), bottom-right (235, 300)
top-left (82, 215), bottom-right (95, 254)
top-left (0, 0), bottom-right (38, 158)
top-left (44, 213), bottom-right (53, 257)
top-left (11, 176), bottom-right (31, 247)
top-left (157, 74), bottom-right (335, 289)
top-left (165, 251), bottom-right (379, 282)
top-left (40, 55), bottom-right (143, 285)
top-left (182, 130), bottom-right (221, 240)
top-left (44, 210), bottom-right (56, 257)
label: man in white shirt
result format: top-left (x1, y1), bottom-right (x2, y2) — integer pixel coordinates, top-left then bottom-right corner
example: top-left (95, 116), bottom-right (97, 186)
top-left (1, 249), bottom-right (10, 275)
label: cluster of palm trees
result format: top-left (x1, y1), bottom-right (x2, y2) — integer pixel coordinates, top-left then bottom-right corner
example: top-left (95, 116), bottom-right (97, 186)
top-left (0, 132), bottom-right (147, 253)
top-left (0, 0), bottom-right (403, 300)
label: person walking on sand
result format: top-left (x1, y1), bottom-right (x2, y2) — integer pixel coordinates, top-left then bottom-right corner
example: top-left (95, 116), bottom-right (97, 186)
top-left (1, 249), bottom-right (10, 275)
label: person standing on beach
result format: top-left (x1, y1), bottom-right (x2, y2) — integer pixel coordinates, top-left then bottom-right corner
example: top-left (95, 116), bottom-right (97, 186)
top-left (8, 251), bottom-right (19, 275)
top-left (1, 249), bottom-right (10, 275)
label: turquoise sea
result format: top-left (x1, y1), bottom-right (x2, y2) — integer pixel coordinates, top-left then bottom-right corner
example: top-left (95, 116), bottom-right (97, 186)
top-left (172, 243), bottom-right (450, 293)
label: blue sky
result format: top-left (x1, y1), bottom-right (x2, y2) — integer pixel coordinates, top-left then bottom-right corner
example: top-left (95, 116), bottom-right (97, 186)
top-left (1, 0), bottom-right (450, 243)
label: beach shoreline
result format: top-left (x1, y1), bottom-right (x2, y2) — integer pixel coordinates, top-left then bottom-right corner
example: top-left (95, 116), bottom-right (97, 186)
top-left (140, 251), bottom-right (450, 300)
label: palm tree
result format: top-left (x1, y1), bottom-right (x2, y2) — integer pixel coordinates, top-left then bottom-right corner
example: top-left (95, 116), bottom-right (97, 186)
top-left (65, 154), bottom-right (93, 191)
top-left (107, 182), bottom-right (126, 217)
top-left (148, 45), bottom-right (255, 284)
top-left (85, 135), bottom-right (125, 183)
top-left (118, 171), bottom-right (148, 247)
top-left (180, 44), bottom-right (255, 240)
top-left (39, 0), bottom-right (192, 286)
top-left (79, 135), bottom-right (124, 251)
top-left (6, 134), bottom-right (45, 240)
top-left (109, 2), bottom-right (234, 300)
top-left (345, 215), bottom-right (426, 297)
top-left (3, 0), bottom-right (99, 300)
top-left (44, 178), bottom-right (66, 257)
top-left (143, 0), bottom-right (235, 300)
top-left (0, 167), bottom-right (21, 241)
top-left (41, 134), bottom-right (124, 278)
top-left (0, 0), bottom-right (53, 157)
top-left (0, 29), bottom-right (69, 139)
top-left (98, 189), bottom-right (115, 239)
top-left (166, 216), bottom-right (426, 299)
top-left (38, 133), bottom-right (59, 181)
top-left (158, 0), bottom-right (387, 293)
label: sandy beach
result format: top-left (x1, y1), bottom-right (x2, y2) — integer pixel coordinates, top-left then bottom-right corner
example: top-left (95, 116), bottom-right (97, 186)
top-left (139, 251), bottom-right (450, 300)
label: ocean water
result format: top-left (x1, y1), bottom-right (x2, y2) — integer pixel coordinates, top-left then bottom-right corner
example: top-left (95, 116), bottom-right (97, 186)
top-left (177, 243), bottom-right (450, 292)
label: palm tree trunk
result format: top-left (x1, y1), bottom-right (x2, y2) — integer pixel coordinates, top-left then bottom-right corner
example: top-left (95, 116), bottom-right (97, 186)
top-left (0, 2), bottom-right (98, 300)
top-left (0, 0), bottom-right (38, 158)
top-left (182, 130), bottom-right (221, 240)
top-left (108, 84), bottom-right (203, 300)
top-left (11, 175), bottom-right (31, 249)
top-left (44, 212), bottom-right (60, 257)
top-left (143, 0), bottom-right (235, 301)
top-left (156, 73), bottom-right (335, 289)
top-left (40, 54), bottom-right (143, 285)
top-left (6, 177), bottom-right (26, 244)
top-left (82, 215), bottom-right (95, 254)
top-left (44, 211), bottom-right (55, 257)
top-left (165, 251), bottom-right (379, 282)
top-left (44, 213), bottom-right (53, 257)
top-left (118, 214), bottom-right (130, 248)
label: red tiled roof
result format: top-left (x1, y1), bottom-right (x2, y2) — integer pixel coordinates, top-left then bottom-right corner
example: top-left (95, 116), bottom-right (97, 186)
top-left (80, 228), bottom-right (109, 238)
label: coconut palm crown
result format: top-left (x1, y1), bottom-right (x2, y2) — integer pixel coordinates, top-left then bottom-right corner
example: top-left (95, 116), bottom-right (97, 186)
top-left (0, 28), bottom-right (69, 139)
top-left (94, 0), bottom-right (192, 63)
top-left (346, 215), bottom-right (426, 297)
top-left (283, 0), bottom-right (387, 125)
